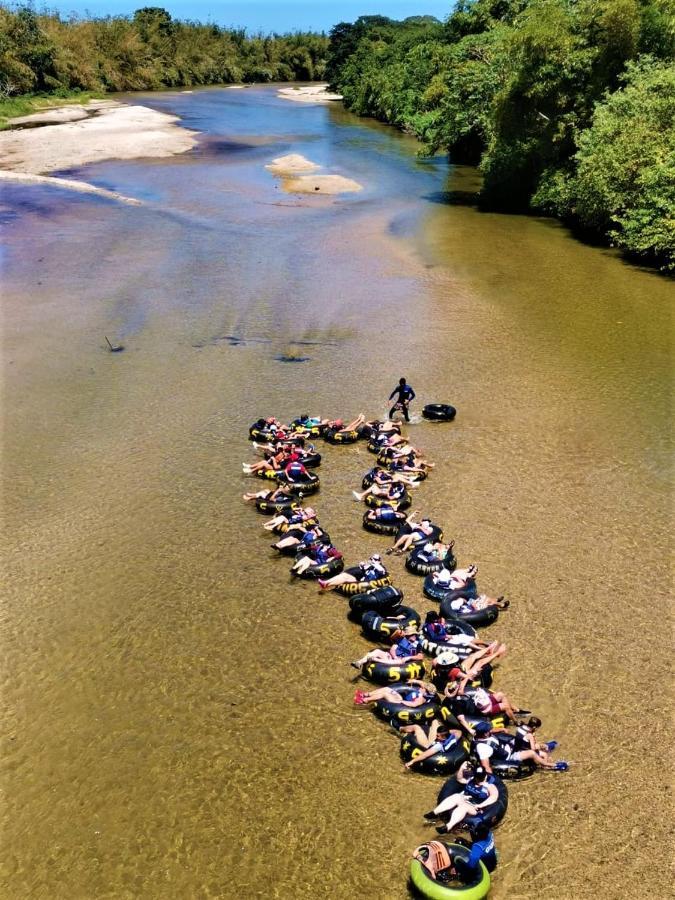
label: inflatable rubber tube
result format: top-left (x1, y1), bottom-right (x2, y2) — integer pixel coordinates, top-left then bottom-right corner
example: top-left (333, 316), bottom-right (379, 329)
top-left (249, 422), bottom-right (277, 442)
top-left (410, 842), bottom-right (490, 900)
top-left (276, 473), bottom-right (320, 495)
top-left (292, 553), bottom-right (344, 580)
top-left (424, 575), bottom-right (455, 602)
top-left (364, 491), bottom-right (411, 512)
top-left (362, 510), bottom-right (407, 536)
top-left (361, 468), bottom-right (393, 489)
top-left (437, 774), bottom-right (508, 829)
top-left (349, 586), bottom-right (403, 618)
top-left (431, 663), bottom-right (493, 694)
top-left (361, 657), bottom-right (426, 686)
top-left (335, 566), bottom-right (392, 596)
top-left (439, 702), bottom-right (510, 735)
top-left (298, 452), bottom-right (321, 469)
top-left (474, 733), bottom-right (537, 780)
top-left (406, 547), bottom-right (455, 577)
top-left (360, 605), bottom-right (421, 641)
top-left (274, 531), bottom-right (331, 557)
top-left (254, 467), bottom-right (282, 481)
top-left (372, 686), bottom-right (440, 727)
top-left (439, 597), bottom-right (499, 628)
top-left (324, 428), bottom-right (359, 444)
top-left (289, 419), bottom-right (323, 437)
top-left (400, 732), bottom-right (470, 776)
top-left (422, 404), bottom-right (457, 422)
top-left (255, 496), bottom-right (297, 514)
top-left (421, 619), bottom-right (477, 658)
top-left (271, 515), bottom-right (319, 535)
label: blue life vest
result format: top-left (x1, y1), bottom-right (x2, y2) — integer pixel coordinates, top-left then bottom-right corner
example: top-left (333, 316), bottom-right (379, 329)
top-left (464, 782), bottom-right (490, 804)
top-left (395, 636), bottom-right (418, 657)
top-left (439, 735), bottom-right (458, 753)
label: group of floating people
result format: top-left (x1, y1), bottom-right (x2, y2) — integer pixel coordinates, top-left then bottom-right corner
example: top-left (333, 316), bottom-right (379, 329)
top-left (242, 398), bottom-right (567, 899)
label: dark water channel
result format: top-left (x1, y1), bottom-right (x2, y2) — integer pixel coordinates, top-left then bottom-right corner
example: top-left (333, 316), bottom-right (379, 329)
top-left (1, 85), bottom-right (672, 899)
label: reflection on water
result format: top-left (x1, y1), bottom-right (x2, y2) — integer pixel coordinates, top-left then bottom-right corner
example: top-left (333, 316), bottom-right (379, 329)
top-left (1, 86), bottom-right (672, 899)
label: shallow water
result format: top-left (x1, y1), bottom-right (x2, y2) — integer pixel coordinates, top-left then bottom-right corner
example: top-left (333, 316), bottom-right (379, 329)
top-left (1, 85), bottom-right (673, 899)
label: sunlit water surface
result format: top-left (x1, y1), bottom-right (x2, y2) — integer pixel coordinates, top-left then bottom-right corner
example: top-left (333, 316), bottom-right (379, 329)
top-left (1, 85), bottom-right (673, 899)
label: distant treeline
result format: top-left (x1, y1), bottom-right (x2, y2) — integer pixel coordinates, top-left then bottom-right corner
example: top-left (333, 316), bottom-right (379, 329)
top-left (0, 5), bottom-right (328, 93)
top-left (327, 4), bottom-right (675, 271)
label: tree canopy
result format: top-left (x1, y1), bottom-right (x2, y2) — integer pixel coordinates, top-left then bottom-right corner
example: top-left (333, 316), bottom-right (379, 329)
top-left (0, 5), bottom-right (329, 95)
top-left (328, 0), bottom-right (675, 270)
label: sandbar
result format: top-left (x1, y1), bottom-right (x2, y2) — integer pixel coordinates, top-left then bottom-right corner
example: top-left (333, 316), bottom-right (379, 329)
top-left (283, 174), bottom-right (362, 194)
top-left (265, 153), bottom-right (321, 175)
top-left (265, 152), bottom-right (362, 195)
top-left (0, 99), bottom-right (198, 202)
top-left (277, 84), bottom-right (343, 103)
top-left (0, 170), bottom-right (141, 204)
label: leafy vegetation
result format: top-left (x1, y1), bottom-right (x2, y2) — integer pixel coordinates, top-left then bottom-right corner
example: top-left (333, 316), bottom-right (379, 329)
top-left (0, 5), bottom-right (328, 96)
top-left (328, 2), bottom-right (675, 270)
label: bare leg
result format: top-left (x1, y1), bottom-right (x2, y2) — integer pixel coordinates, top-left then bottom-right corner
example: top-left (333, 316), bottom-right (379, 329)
top-left (263, 515), bottom-right (286, 530)
top-left (344, 414), bottom-right (365, 431)
top-left (516, 749), bottom-right (556, 768)
top-left (399, 723), bottom-right (430, 743)
top-left (243, 490), bottom-right (267, 501)
top-left (444, 801), bottom-right (474, 831)
top-left (433, 794), bottom-right (463, 817)
top-left (355, 649), bottom-right (391, 666)
top-left (319, 573), bottom-right (356, 590)
top-left (274, 536), bottom-right (300, 549)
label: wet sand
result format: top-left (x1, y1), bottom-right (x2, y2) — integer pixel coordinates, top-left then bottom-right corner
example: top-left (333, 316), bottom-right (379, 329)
top-left (277, 84), bottom-right (343, 103)
top-left (266, 152), bottom-right (363, 194)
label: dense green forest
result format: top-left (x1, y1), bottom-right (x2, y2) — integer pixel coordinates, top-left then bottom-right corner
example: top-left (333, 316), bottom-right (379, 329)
top-left (327, 2), bottom-right (675, 271)
top-left (0, 4), bottom-right (328, 95)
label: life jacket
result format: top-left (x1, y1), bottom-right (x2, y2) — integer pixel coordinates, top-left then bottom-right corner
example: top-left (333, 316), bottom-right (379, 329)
top-left (395, 636), bottom-right (419, 657)
top-left (424, 622), bottom-right (448, 641)
top-left (418, 841), bottom-right (452, 878)
top-left (514, 725), bottom-right (532, 752)
top-left (486, 735), bottom-right (513, 761)
top-left (464, 782), bottom-right (490, 804)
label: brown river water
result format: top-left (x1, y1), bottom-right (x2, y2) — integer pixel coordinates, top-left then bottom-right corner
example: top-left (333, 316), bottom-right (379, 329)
top-left (1, 86), bottom-right (673, 899)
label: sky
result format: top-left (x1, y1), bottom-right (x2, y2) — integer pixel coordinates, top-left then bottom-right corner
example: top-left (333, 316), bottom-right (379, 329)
top-left (40, 1), bottom-right (454, 32)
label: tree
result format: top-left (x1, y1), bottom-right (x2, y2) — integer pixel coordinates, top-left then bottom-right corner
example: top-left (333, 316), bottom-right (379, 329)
top-left (564, 58), bottom-right (675, 270)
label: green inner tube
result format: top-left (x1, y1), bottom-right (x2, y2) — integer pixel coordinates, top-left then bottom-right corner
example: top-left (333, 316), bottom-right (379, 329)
top-left (410, 844), bottom-right (490, 900)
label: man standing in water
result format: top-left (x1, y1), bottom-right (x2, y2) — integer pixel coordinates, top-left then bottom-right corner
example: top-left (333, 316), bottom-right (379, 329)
top-left (388, 377), bottom-right (416, 422)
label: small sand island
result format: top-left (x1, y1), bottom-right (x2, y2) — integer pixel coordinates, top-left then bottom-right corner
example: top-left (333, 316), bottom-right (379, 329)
top-left (277, 84), bottom-right (343, 103)
top-left (265, 153), bottom-right (362, 195)
top-left (0, 99), bottom-right (197, 203)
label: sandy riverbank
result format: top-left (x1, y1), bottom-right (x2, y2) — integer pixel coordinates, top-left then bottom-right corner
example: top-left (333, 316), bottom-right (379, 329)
top-left (0, 99), bottom-right (197, 201)
top-left (277, 84), bottom-right (343, 103)
top-left (265, 152), bottom-right (362, 195)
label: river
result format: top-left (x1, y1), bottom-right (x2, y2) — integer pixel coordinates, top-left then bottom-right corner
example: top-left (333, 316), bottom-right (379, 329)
top-left (1, 85), bottom-right (672, 899)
